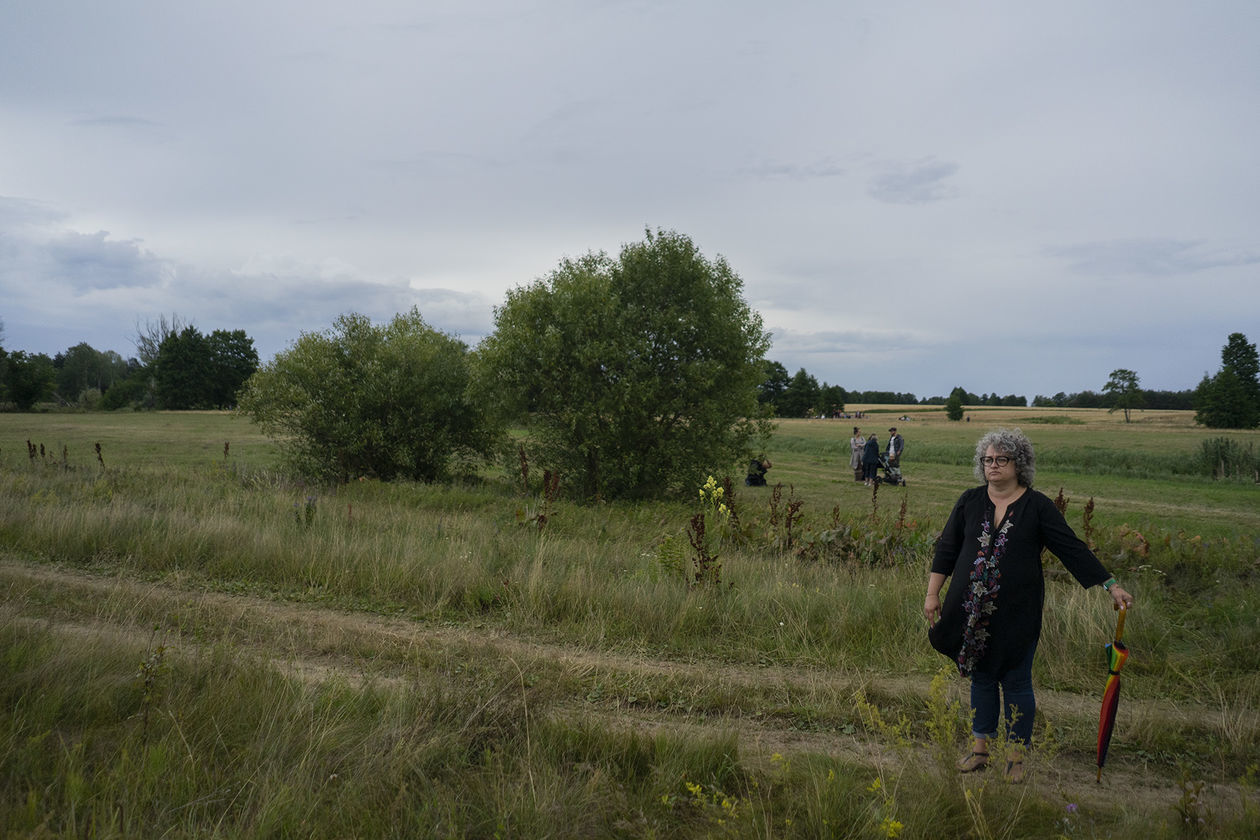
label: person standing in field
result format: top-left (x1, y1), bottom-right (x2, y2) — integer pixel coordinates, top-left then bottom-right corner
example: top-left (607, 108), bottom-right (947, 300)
top-left (861, 433), bottom-right (880, 486)
top-left (849, 426), bottom-right (865, 482)
top-left (886, 427), bottom-right (904, 467)
top-left (923, 428), bottom-right (1134, 783)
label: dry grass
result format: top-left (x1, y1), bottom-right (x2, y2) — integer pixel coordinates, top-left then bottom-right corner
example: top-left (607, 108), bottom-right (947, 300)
top-left (3, 409), bottom-right (1260, 837)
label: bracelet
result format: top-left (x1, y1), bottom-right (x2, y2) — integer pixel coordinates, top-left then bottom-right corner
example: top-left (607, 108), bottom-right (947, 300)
top-left (1102, 577), bottom-right (1117, 591)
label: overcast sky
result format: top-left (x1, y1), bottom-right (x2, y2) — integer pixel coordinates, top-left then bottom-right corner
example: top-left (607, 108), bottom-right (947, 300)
top-left (2, 1), bottom-right (1257, 399)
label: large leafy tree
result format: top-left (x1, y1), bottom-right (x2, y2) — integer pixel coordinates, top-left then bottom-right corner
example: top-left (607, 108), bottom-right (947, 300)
top-left (1221, 332), bottom-right (1260, 408)
top-left (154, 326), bottom-right (213, 409)
top-left (123, 313), bottom-right (187, 409)
top-left (475, 229), bottom-right (772, 500)
top-left (3, 351), bottom-right (56, 410)
top-left (55, 343), bottom-right (129, 404)
top-left (949, 385), bottom-right (980, 405)
top-left (151, 326), bottom-right (259, 409)
top-left (1196, 332), bottom-right (1260, 429)
top-left (206, 329), bottom-right (260, 408)
top-left (239, 309), bottom-right (500, 483)
top-left (777, 368), bottom-right (820, 418)
top-left (1222, 332), bottom-right (1260, 379)
top-left (758, 360), bottom-right (790, 409)
top-left (1195, 369), bottom-right (1254, 429)
top-left (1102, 368), bottom-right (1143, 422)
top-left (134, 314), bottom-right (189, 366)
top-left (816, 383), bottom-right (846, 418)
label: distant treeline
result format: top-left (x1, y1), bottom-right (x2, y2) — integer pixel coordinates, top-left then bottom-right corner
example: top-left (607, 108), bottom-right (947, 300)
top-left (0, 316), bottom-right (258, 411)
top-left (758, 361), bottom-right (1196, 418)
top-left (1, 308), bottom-right (1251, 436)
top-left (757, 363), bottom-right (1030, 417)
top-left (1029, 389), bottom-right (1195, 411)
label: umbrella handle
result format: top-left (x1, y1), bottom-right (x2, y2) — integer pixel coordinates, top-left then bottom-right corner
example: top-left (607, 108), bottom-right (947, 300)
top-left (1112, 603), bottom-right (1127, 640)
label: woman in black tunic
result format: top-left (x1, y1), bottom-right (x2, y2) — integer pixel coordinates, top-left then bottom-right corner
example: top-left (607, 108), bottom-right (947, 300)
top-left (923, 428), bottom-right (1134, 782)
top-left (861, 433), bottom-right (880, 486)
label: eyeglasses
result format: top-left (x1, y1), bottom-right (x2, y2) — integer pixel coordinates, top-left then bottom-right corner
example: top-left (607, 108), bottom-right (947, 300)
top-left (980, 455), bottom-right (1013, 467)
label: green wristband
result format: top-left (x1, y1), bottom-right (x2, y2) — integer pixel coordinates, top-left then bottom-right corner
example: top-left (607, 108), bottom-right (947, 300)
top-left (1102, 577), bottom-right (1117, 591)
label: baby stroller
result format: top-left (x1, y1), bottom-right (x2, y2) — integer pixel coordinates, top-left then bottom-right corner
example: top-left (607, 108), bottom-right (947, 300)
top-left (876, 454), bottom-right (906, 486)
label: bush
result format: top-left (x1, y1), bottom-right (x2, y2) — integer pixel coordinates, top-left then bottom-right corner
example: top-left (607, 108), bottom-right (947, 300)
top-left (100, 374), bottom-right (153, 410)
top-left (238, 308), bottom-right (503, 483)
top-left (1197, 437), bottom-right (1260, 481)
top-left (475, 228), bottom-right (772, 501)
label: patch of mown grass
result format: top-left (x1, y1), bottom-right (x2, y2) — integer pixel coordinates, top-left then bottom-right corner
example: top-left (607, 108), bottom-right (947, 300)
top-left (0, 410), bottom-right (282, 472)
top-left (1019, 414), bottom-right (1088, 425)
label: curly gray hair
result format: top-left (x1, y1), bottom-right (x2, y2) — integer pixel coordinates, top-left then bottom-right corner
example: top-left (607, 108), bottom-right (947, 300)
top-left (972, 427), bottom-right (1036, 487)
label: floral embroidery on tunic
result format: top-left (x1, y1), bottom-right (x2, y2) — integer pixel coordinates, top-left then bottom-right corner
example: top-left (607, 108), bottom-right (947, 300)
top-left (957, 513), bottom-right (1014, 676)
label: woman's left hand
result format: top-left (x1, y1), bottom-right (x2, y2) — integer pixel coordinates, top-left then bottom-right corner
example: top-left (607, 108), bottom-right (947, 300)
top-left (1109, 584), bottom-right (1134, 610)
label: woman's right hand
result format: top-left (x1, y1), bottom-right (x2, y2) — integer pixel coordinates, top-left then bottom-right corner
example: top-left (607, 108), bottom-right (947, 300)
top-left (923, 593), bottom-right (941, 626)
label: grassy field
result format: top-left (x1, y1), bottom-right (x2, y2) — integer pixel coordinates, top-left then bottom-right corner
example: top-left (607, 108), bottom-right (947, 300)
top-left (772, 407), bottom-right (1260, 538)
top-left (2, 408), bottom-right (1258, 838)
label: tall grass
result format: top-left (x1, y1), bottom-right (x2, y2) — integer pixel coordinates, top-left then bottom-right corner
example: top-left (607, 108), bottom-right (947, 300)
top-left (3, 411), bottom-right (1260, 836)
top-left (1198, 437), bottom-right (1260, 481)
top-left (2, 444), bottom-right (1257, 698)
top-left (5, 619), bottom-right (1256, 838)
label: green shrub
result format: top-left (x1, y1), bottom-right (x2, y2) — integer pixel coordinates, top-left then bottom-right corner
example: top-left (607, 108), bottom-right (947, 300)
top-left (1196, 437), bottom-right (1260, 481)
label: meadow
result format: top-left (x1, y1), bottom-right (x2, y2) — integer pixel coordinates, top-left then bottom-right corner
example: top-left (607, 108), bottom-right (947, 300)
top-left (1, 407), bottom-right (1258, 838)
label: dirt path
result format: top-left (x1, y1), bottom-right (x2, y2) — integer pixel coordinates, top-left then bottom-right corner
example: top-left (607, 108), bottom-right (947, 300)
top-left (3, 559), bottom-right (1254, 819)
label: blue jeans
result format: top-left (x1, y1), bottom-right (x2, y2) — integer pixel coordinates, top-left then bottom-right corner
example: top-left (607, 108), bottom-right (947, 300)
top-left (970, 643), bottom-right (1037, 746)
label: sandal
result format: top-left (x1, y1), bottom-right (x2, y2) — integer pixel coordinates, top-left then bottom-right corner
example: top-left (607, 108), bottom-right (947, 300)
top-left (1004, 760), bottom-right (1025, 784)
top-left (956, 751), bottom-right (989, 773)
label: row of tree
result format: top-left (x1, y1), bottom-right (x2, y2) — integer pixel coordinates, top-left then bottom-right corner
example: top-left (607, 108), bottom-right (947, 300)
top-left (756, 364), bottom-right (848, 418)
top-left (6, 318), bottom-right (1247, 431)
top-left (5, 235), bottom-right (1258, 501)
top-left (1031, 387), bottom-right (1195, 411)
top-left (1066, 336), bottom-right (1260, 428)
top-left (0, 317), bottom-right (259, 411)
top-left (758, 340), bottom-right (1259, 429)
top-left (755, 369), bottom-right (1034, 419)
top-left (239, 230), bottom-right (770, 500)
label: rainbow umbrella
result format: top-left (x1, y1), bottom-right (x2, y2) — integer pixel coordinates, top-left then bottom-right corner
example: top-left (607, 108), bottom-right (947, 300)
top-left (1096, 605), bottom-right (1130, 782)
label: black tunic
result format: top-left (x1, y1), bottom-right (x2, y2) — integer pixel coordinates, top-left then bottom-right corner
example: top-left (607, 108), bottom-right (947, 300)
top-left (928, 485), bottom-right (1110, 675)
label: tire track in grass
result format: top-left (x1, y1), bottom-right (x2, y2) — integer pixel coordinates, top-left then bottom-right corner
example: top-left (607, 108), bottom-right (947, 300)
top-left (3, 558), bottom-right (1255, 819)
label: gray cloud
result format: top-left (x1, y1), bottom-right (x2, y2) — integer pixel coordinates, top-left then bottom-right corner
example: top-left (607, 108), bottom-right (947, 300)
top-left (43, 232), bottom-right (169, 292)
top-left (768, 326), bottom-right (928, 356)
top-left (0, 196), bottom-right (66, 228)
top-left (71, 115), bottom-right (164, 129)
top-left (2, 1), bottom-right (1258, 398)
top-left (740, 158), bottom-right (847, 180)
top-left (0, 222), bottom-right (493, 363)
top-left (192, 271), bottom-right (494, 360)
top-left (406, 288), bottom-right (496, 341)
top-left (1048, 238), bottom-right (1260, 277)
top-left (0, 227), bottom-right (166, 300)
top-left (868, 159), bottom-right (960, 204)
